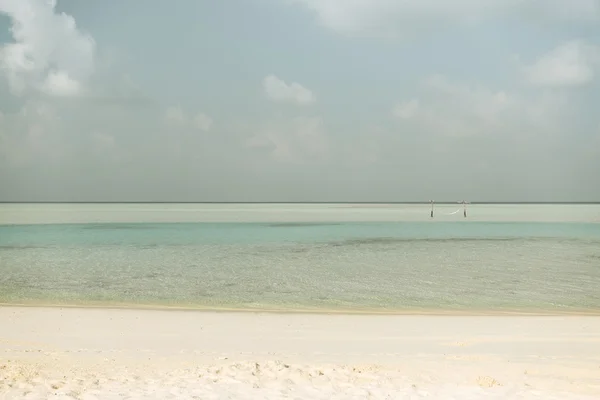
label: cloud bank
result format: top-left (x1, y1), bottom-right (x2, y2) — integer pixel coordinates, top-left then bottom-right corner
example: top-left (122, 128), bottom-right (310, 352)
top-left (0, 0), bottom-right (598, 201)
top-left (0, 0), bottom-right (95, 97)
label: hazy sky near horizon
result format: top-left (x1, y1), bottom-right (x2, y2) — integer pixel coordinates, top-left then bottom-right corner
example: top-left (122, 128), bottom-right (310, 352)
top-left (0, 0), bottom-right (599, 202)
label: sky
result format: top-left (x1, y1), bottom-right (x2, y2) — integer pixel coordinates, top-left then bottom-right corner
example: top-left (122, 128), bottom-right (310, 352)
top-left (0, 0), bottom-right (599, 202)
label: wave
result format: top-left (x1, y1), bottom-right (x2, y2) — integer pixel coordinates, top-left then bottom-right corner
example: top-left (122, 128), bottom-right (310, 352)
top-left (326, 236), bottom-right (564, 247)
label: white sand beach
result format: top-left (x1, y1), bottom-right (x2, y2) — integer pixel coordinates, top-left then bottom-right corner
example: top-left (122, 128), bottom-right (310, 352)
top-left (1, 307), bottom-right (599, 399)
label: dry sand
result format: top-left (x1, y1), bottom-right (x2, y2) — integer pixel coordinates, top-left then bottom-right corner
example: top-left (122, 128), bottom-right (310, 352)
top-left (1, 307), bottom-right (599, 399)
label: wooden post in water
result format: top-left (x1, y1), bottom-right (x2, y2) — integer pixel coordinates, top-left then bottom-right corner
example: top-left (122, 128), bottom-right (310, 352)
top-left (459, 200), bottom-right (469, 218)
top-left (430, 200), bottom-right (434, 218)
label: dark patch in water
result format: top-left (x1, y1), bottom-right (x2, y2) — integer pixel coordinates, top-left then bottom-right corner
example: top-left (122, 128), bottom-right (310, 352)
top-left (82, 224), bottom-right (156, 230)
top-left (266, 222), bottom-right (342, 228)
top-left (328, 237), bottom-right (534, 247)
top-left (289, 247), bottom-right (310, 253)
top-left (0, 245), bottom-right (47, 250)
top-left (138, 244), bottom-right (159, 249)
top-left (90, 279), bottom-right (115, 289)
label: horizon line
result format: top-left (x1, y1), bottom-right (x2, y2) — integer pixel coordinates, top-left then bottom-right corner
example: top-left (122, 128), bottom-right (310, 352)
top-left (1, 201), bottom-right (599, 205)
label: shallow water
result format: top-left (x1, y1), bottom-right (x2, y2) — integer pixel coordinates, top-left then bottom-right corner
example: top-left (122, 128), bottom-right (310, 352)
top-left (1, 203), bottom-right (599, 312)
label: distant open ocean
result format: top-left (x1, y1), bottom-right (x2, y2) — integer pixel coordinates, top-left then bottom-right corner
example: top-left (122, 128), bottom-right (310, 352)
top-left (1, 203), bottom-right (599, 313)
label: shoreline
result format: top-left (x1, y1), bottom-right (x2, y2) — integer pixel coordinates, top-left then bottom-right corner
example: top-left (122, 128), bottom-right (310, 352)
top-left (2, 302), bottom-right (600, 316)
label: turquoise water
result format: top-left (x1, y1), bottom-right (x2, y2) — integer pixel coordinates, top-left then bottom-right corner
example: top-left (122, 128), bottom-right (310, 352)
top-left (1, 204), bottom-right (599, 313)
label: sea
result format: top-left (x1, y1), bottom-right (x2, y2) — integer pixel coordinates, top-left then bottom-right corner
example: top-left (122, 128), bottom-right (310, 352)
top-left (1, 203), bottom-right (599, 314)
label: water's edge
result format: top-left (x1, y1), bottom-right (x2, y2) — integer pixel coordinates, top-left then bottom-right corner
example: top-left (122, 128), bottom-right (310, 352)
top-left (2, 302), bottom-right (600, 316)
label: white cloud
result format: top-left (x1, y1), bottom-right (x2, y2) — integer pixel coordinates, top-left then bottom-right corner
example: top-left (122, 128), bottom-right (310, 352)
top-left (522, 40), bottom-right (600, 87)
top-left (392, 74), bottom-right (566, 137)
top-left (193, 112), bottom-right (213, 132)
top-left (0, 100), bottom-right (66, 167)
top-left (165, 106), bottom-right (186, 125)
top-left (41, 70), bottom-right (82, 96)
top-left (165, 106), bottom-right (213, 131)
top-left (0, 0), bottom-right (96, 97)
top-left (263, 74), bottom-right (315, 105)
top-left (17, 101), bottom-right (57, 121)
top-left (293, 0), bottom-right (600, 37)
top-left (1, 1), bottom-right (597, 201)
top-left (392, 99), bottom-right (419, 119)
top-left (247, 116), bottom-right (327, 162)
